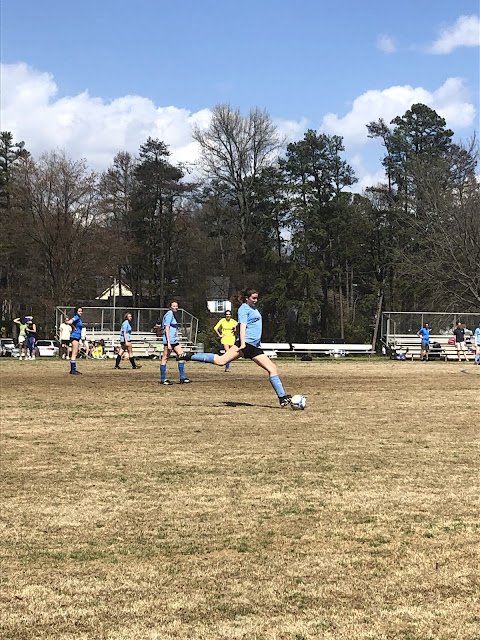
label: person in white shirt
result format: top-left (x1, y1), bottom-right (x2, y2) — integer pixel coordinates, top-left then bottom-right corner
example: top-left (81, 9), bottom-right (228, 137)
top-left (58, 316), bottom-right (72, 359)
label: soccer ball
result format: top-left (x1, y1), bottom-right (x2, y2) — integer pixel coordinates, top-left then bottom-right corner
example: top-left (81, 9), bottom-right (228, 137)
top-left (290, 394), bottom-right (306, 410)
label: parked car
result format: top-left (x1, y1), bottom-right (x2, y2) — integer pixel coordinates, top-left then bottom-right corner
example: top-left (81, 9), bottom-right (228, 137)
top-left (35, 340), bottom-right (60, 357)
top-left (0, 338), bottom-right (16, 356)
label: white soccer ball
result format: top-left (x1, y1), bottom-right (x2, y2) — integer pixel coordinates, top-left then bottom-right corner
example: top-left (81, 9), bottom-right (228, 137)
top-left (290, 394), bottom-right (306, 410)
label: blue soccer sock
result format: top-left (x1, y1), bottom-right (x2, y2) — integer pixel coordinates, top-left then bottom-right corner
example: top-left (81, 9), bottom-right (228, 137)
top-left (160, 364), bottom-right (167, 382)
top-left (191, 353), bottom-right (215, 364)
top-left (269, 374), bottom-right (286, 398)
top-left (225, 362), bottom-right (230, 370)
top-left (178, 361), bottom-right (186, 380)
top-left (70, 360), bottom-right (76, 373)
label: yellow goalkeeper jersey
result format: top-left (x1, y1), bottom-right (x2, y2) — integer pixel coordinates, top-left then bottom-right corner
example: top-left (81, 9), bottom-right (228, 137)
top-left (214, 318), bottom-right (238, 345)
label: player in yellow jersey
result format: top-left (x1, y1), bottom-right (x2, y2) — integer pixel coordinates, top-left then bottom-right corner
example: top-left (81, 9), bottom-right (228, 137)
top-left (214, 310), bottom-right (238, 372)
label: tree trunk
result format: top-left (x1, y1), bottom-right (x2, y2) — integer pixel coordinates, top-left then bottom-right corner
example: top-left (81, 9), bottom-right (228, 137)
top-left (371, 290), bottom-right (384, 352)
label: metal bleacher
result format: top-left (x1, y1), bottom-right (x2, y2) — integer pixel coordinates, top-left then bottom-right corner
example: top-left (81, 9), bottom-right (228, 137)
top-left (382, 311), bottom-right (479, 361)
top-left (55, 306), bottom-right (200, 359)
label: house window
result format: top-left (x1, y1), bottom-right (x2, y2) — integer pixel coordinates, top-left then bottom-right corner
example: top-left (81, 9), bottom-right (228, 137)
top-left (215, 300), bottom-right (226, 313)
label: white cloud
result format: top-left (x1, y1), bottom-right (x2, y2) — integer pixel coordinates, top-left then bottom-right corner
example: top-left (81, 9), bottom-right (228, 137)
top-left (274, 116), bottom-right (309, 143)
top-left (376, 34), bottom-right (396, 54)
top-left (0, 62), bottom-right (308, 173)
top-left (1, 63), bottom-right (211, 171)
top-left (2, 63), bottom-right (476, 196)
top-left (348, 154), bottom-right (386, 193)
top-left (321, 78), bottom-right (476, 146)
top-left (429, 15), bottom-right (480, 54)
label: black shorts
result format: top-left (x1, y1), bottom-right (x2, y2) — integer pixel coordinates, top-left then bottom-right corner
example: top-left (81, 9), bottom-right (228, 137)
top-left (61, 339), bottom-right (71, 346)
top-left (235, 340), bottom-right (264, 360)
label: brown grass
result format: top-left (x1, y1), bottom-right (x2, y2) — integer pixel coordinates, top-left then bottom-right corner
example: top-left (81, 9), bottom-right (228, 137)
top-left (0, 357), bottom-right (478, 640)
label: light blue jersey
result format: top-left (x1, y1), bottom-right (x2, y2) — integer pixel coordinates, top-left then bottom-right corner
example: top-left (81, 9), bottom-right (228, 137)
top-left (70, 314), bottom-right (83, 340)
top-left (474, 327), bottom-right (480, 345)
top-left (120, 319), bottom-right (132, 342)
top-left (162, 310), bottom-right (178, 344)
top-left (238, 302), bottom-right (262, 347)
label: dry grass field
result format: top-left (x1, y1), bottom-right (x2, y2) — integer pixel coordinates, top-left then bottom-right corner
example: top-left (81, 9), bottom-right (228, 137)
top-left (0, 357), bottom-right (479, 640)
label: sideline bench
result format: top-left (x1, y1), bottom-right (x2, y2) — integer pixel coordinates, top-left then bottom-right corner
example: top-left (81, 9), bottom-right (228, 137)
top-left (292, 343), bottom-right (375, 357)
top-left (260, 343), bottom-right (291, 358)
top-left (257, 343), bottom-right (375, 358)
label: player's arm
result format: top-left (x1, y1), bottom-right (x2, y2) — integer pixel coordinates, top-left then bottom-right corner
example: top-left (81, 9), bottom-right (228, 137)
top-left (238, 323), bottom-right (247, 350)
top-left (214, 320), bottom-right (223, 338)
top-left (165, 324), bottom-right (171, 346)
top-left (13, 318), bottom-right (20, 324)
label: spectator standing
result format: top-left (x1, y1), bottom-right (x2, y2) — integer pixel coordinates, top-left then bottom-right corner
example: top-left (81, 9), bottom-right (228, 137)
top-left (13, 317), bottom-right (29, 360)
top-left (416, 322), bottom-right (431, 361)
top-left (453, 321), bottom-right (469, 362)
top-left (25, 316), bottom-right (37, 359)
top-left (58, 316), bottom-right (72, 359)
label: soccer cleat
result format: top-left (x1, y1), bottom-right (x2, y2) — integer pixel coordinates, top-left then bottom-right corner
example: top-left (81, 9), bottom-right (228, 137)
top-left (161, 379), bottom-right (174, 385)
top-left (176, 352), bottom-right (193, 361)
top-left (114, 366), bottom-right (122, 369)
top-left (132, 365), bottom-right (142, 369)
top-left (179, 378), bottom-right (191, 384)
top-left (69, 370), bottom-right (82, 375)
top-left (279, 394), bottom-right (292, 408)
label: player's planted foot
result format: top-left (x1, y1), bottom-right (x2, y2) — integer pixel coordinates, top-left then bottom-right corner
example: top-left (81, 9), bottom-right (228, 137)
top-left (161, 379), bottom-right (174, 385)
top-left (179, 378), bottom-right (191, 384)
top-left (279, 394), bottom-right (292, 407)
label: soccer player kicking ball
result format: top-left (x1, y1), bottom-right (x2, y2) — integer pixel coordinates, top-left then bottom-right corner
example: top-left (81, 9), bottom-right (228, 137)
top-left (177, 288), bottom-right (291, 407)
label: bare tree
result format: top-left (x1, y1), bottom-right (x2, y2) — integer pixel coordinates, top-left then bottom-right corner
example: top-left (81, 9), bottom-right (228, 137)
top-left (13, 151), bottom-right (113, 306)
top-left (193, 104), bottom-right (281, 266)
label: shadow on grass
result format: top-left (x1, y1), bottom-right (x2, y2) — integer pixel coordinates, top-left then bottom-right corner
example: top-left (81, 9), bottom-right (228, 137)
top-left (224, 401), bottom-right (255, 407)
top-left (223, 401), bottom-right (275, 408)
top-left (460, 367), bottom-right (480, 375)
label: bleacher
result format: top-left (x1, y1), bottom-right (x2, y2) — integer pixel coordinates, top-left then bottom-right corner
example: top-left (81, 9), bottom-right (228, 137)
top-left (386, 334), bottom-right (474, 361)
top-left (83, 330), bottom-right (200, 359)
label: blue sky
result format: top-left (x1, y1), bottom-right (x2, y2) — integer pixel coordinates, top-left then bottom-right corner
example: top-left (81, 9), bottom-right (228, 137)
top-left (1, 0), bottom-right (479, 189)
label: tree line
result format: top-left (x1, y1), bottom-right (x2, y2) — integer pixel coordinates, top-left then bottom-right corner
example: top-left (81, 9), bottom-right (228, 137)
top-left (0, 102), bottom-right (478, 343)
